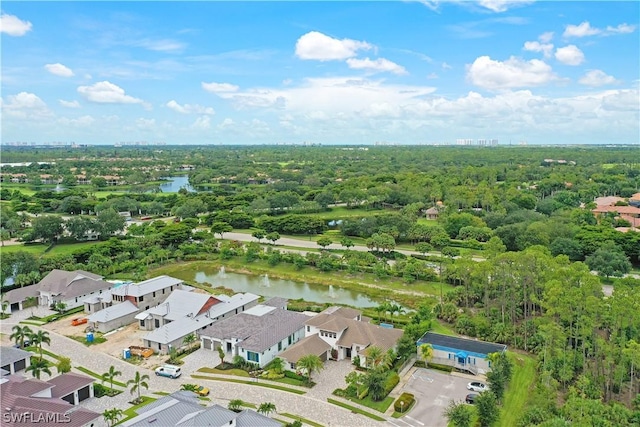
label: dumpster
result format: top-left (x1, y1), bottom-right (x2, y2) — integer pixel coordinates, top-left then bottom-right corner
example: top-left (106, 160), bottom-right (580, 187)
top-left (123, 348), bottom-right (131, 359)
top-left (86, 332), bottom-right (94, 343)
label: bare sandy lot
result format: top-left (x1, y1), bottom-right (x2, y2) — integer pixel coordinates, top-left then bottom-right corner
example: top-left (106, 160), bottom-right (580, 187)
top-left (44, 319), bottom-right (164, 369)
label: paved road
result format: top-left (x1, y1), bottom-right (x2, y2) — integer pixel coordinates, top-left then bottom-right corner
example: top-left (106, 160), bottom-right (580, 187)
top-left (1, 310), bottom-right (385, 427)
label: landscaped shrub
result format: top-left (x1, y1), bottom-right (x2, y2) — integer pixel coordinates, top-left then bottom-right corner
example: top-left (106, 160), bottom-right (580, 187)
top-left (284, 370), bottom-right (306, 381)
top-left (358, 387), bottom-right (369, 399)
top-left (394, 393), bottom-right (415, 412)
top-left (384, 372), bottom-right (400, 395)
top-left (261, 370), bottom-right (285, 379)
top-left (427, 362), bottom-right (453, 373)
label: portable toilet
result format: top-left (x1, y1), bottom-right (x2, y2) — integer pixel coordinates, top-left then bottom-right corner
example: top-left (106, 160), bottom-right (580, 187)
top-left (86, 332), bottom-right (94, 343)
top-left (123, 348), bottom-right (131, 359)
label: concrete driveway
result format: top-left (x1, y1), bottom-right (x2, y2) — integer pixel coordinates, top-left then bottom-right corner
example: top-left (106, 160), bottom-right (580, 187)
top-left (389, 368), bottom-right (471, 427)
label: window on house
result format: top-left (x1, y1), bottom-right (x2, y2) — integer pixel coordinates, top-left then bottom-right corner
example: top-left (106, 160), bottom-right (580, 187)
top-left (139, 295), bottom-right (144, 302)
top-left (306, 326), bottom-right (310, 332)
top-left (162, 289), bottom-right (165, 294)
top-left (288, 335), bottom-right (292, 345)
top-left (153, 292), bottom-right (156, 298)
top-left (155, 319), bottom-right (160, 328)
top-left (140, 320), bottom-right (145, 327)
top-left (278, 342), bottom-right (282, 351)
top-left (158, 343), bottom-right (161, 350)
top-left (246, 351), bottom-right (259, 363)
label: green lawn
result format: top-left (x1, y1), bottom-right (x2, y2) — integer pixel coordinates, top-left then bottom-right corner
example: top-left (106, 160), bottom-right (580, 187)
top-left (117, 396), bottom-right (157, 425)
top-left (197, 367), bottom-right (250, 377)
top-left (430, 320), bottom-right (458, 336)
top-left (0, 241), bottom-right (102, 257)
top-left (326, 398), bottom-right (387, 421)
top-left (191, 374), bottom-right (306, 394)
top-left (498, 352), bottom-right (537, 427)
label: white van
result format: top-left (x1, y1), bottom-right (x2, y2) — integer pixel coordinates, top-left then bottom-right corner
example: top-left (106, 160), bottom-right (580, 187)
top-left (155, 364), bottom-right (182, 379)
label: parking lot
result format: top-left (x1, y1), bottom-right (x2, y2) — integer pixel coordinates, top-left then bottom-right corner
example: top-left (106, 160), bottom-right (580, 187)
top-left (390, 368), bottom-right (474, 427)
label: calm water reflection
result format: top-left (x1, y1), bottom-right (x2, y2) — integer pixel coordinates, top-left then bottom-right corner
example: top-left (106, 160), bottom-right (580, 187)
top-left (159, 176), bottom-right (194, 193)
top-left (189, 267), bottom-right (378, 308)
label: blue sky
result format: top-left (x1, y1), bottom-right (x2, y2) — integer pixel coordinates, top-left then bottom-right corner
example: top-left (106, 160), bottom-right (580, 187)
top-left (1, 1), bottom-right (638, 145)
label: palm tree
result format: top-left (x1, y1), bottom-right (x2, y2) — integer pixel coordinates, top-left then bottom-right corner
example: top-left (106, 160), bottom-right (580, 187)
top-left (218, 346), bottom-right (226, 366)
top-left (102, 408), bottom-right (123, 427)
top-left (10, 325), bottom-right (32, 349)
top-left (29, 330), bottom-right (51, 359)
top-left (257, 402), bottom-right (277, 417)
top-left (56, 356), bottom-right (72, 374)
top-left (419, 343), bottom-right (434, 365)
top-left (102, 366), bottom-right (122, 392)
top-left (296, 354), bottom-right (324, 384)
top-left (183, 333), bottom-right (196, 348)
top-left (26, 358), bottom-right (51, 379)
top-left (228, 399), bottom-right (244, 412)
top-left (364, 345), bottom-right (385, 369)
top-left (180, 384), bottom-right (198, 392)
top-left (127, 371), bottom-right (150, 403)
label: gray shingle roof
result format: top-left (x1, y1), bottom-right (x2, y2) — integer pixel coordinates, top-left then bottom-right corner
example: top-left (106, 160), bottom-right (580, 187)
top-left (143, 293), bottom-right (260, 345)
top-left (278, 334), bottom-right (332, 364)
top-left (37, 269), bottom-right (112, 300)
top-left (121, 391), bottom-right (276, 427)
top-left (112, 275), bottom-right (183, 297)
top-left (3, 285), bottom-right (39, 304)
top-left (236, 409), bottom-right (282, 427)
top-left (203, 307), bottom-right (309, 353)
top-left (143, 290), bottom-right (217, 321)
top-left (87, 300), bottom-right (138, 323)
top-left (0, 346), bottom-right (32, 366)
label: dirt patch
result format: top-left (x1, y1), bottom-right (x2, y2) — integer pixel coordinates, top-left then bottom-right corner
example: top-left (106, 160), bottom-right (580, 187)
top-left (44, 319), bottom-right (164, 369)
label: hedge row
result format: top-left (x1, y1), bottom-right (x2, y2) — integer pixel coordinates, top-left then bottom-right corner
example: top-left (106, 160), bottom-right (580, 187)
top-left (394, 393), bottom-right (415, 412)
top-left (427, 362), bottom-right (454, 373)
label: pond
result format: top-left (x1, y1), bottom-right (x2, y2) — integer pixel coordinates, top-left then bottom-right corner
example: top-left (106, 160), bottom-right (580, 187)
top-left (187, 267), bottom-right (380, 308)
top-left (159, 176), bottom-right (194, 193)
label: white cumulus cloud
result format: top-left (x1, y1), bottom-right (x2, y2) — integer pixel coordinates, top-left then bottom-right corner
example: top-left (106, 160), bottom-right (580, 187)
top-left (45, 63), bottom-right (74, 77)
top-left (77, 81), bottom-right (144, 104)
top-left (578, 70), bottom-right (619, 87)
top-left (295, 31), bottom-right (372, 61)
top-left (346, 57), bottom-right (407, 75)
top-left (563, 21), bottom-right (601, 37)
top-left (477, 0), bottom-right (534, 13)
top-left (564, 21), bottom-right (636, 38)
top-left (59, 100), bottom-right (81, 108)
top-left (523, 41), bottom-right (554, 58)
top-left (166, 100), bottom-right (215, 115)
top-left (1, 92), bottom-right (51, 119)
top-left (555, 45), bottom-right (585, 66)
top-left (191, 116), bottom-right (211, 130)
top-left (202, 82), bottom-right (239, 93)
top-left (538, 31), bottom-right (554, 43)
top-left (0, 13), bottom-right (32, 36)
top-left (467, 56), bottom-right (557, 90)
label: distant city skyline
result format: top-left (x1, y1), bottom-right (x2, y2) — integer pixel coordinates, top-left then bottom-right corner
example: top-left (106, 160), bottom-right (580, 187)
top-left (1, 1), bottom-right (639, 145)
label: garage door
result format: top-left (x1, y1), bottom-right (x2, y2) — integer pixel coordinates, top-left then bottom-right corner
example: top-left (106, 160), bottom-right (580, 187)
top-left (14, 359), bottom-right (26, 372)
top-left (203, 339), bottom-right (212, 350)
top-left (1, 364), bottom-right (9, 372)
top-left (319, 352), bottom-right (327, 362)
top-left (62, 394), bottom-right (74, 404)
top-left (11, 303), bottom-right (19, 312)
top-left (77, 385), bottom-right (90, 402)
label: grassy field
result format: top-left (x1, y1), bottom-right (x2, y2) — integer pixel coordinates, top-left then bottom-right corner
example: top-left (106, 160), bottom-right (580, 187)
top-left (0, 241), bottom-right (102, 257)
top-left (498, 352), bottom-right (537, 427)
top-left (430, 320), bottom-right (457, 336)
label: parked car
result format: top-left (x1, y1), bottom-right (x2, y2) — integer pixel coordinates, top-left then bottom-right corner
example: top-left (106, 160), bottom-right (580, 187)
top-left (155, 365), bottom-right (182, 379)
top-left (13, 339), bottom-right (30, 349)
top-left (195, 385), bottom-right (210, 396)
top-left (465, 393), bottom-right (478, 404)
top-left (71, 318), bottom-right (87, 326)
top-left (467, 381), bottom-right (488, 392)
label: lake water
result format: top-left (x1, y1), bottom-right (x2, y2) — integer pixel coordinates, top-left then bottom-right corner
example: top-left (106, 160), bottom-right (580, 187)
top-left (189, 267), bottom-right (379, 308)
top-left (159, 176), bottom-right (194, 193)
